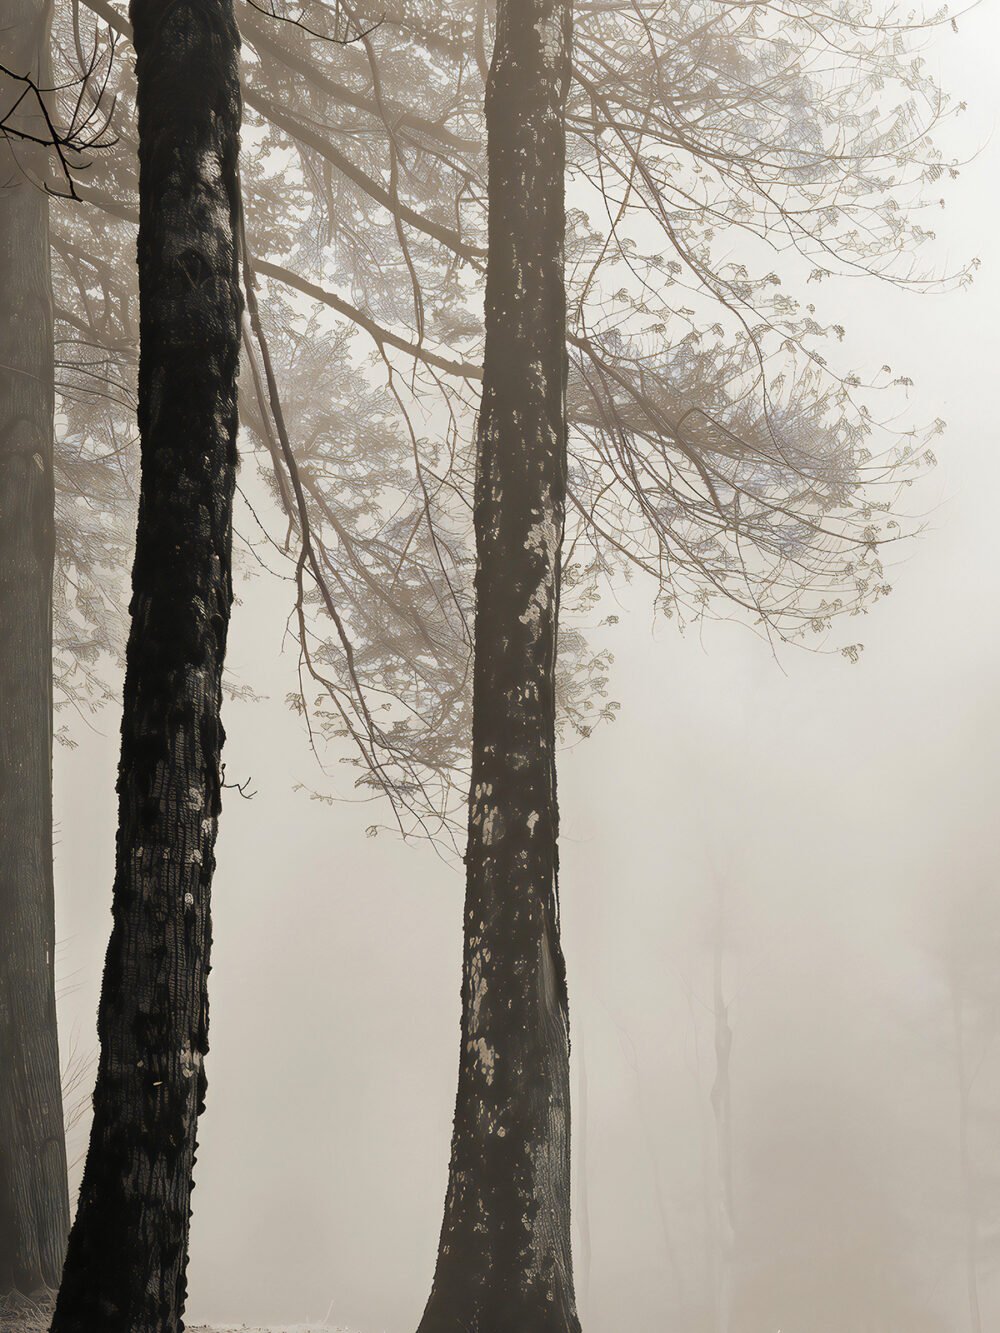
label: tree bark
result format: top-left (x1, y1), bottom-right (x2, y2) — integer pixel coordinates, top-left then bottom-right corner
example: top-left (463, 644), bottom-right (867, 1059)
top-left (49, 2), bottom-right (242, 1328)
top-left (416, 2), bottom-right (579, 1329)
top-left (574, 1033), bottom-right (591, 1312)
top-left (0, 0), bottom-right (71, 1297)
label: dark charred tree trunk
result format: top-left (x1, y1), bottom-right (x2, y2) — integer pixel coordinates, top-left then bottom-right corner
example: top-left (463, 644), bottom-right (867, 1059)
top-left (574, 1033), bottom-right (592, 1312)
top-left (0, 0), bottom-right (71, 1297)
top-left (49, 2), bottom-right (242, 1328)
top-left (416, 2), bottom-right (579, 1330)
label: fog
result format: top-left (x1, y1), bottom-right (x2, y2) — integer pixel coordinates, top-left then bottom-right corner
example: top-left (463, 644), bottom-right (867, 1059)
top-left (47, 3), bottom-right (1000, 1331)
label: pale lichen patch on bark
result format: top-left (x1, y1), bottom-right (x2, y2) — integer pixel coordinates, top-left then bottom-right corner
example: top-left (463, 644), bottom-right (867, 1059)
top-left (468, 1036), bottom-right (497, 1085)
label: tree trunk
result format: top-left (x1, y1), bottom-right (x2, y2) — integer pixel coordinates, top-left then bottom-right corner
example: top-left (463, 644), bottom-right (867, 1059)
top-left (951, 983), bottom-right (982, 1333)
top-left (0, 0), bottom-right (71, 1297)
top-left (710, 916), bottom-right (734, 1333)
top-left (49, 2), bottom-right (242, 1327)
top-left (416, 2), bottom-right (579, 1329)
top-left (574, 1033), bottom-right (591, 1313)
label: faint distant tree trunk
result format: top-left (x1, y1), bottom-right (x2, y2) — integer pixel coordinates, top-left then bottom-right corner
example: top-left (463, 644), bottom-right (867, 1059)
top-left (49, 1), bottom-right (242, 1328)
top-left (608, 1004), bottom-right (687, 1319)
top-left (709, 908), bottom-right (735, 1333)
top-left (415, 0), bottom-right (579, 1329)
top-left (575, 1032), bottom-right (592, 1310)
top-left (637, 1060), bottom-right (687, 1320)
top-left (951, 980), bottom-right (982, 1333)
top-left (0, 0), bottom-right (71, 1297)
top-left (689, 989), bottom-right (717, 1329)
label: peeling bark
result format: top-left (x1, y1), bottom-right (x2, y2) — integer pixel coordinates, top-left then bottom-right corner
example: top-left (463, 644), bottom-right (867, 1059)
top-left (0, 0), bottom-right (71, 1296)
top-left (49, 2), bottom-right (242, 1328)
top-left (416, 1), bottom-right (579, 1329)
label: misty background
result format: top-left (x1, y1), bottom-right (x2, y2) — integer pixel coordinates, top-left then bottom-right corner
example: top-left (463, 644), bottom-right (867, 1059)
top-left (50, 4), bottom-right (1000, 1330)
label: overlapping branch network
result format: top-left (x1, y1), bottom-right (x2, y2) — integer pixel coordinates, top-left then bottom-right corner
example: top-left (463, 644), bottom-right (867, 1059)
top-left (52, 0), bottom-right (965, 840)
top-left (1, 21), bottom-right (116, 198)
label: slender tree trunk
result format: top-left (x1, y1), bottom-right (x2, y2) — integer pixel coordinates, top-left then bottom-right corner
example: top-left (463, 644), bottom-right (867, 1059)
top-left (951, 984), bottom-right (982, 1333)
top-left (690, 990), bottom-right (717, 1330)
top-left (49, 2), bottom-right (242, 1327)
top-left (0, 0), bottom-right (71, 1296)
top-left (709, 917), bottom-right (734, 1333)
top-left (416, 1), bottom-right (578, 1329)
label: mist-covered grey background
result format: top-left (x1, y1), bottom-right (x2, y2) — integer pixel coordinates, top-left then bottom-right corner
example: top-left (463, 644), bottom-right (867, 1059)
top-left (53, 6), bottom-right (999, 1328)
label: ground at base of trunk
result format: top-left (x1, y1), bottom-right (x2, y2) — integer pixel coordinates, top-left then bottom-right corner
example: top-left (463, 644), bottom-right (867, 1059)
top-left (0, 1292), bottom-right (55, 1333)
top-left (0, 1300), bottom-right (351, 1333)
top-left (190, 1325), bottom-right (353, 1332)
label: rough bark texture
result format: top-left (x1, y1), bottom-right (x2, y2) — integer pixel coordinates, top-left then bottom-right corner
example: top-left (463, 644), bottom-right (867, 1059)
top-left (416, 2), bottom-right (579, 1329)
top-left (0, 0), bottom-right (71, 1297)
top-left (49, 2), bottom-right (242, 1328)
top-left (575, 1036), bottom-right (592, 1310)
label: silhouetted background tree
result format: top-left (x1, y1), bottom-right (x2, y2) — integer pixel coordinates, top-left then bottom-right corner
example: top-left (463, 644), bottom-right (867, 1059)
top-left (0, 0), bottom-right (72, 1297)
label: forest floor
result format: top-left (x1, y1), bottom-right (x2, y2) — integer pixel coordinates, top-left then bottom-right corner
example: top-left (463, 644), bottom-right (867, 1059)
top-left (0, 1295), bottom-right (52, 1333)
top-left (0, 1305), bottom-right (337, 1333)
